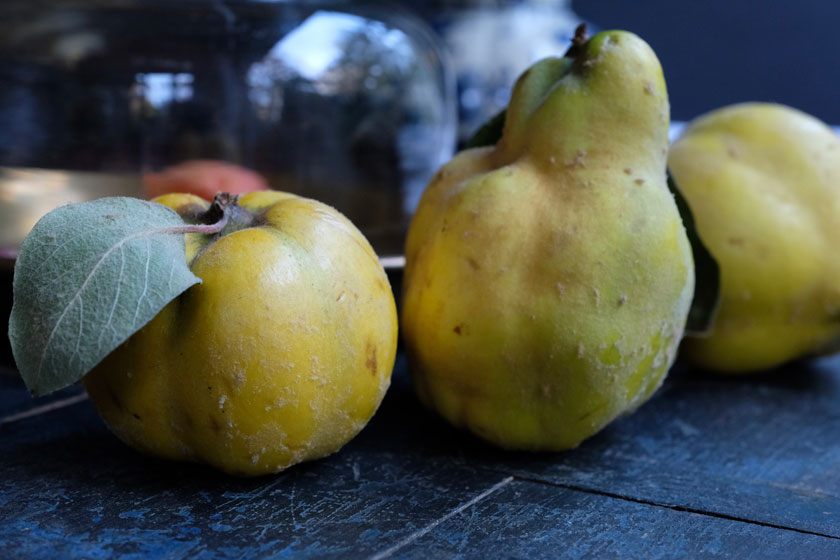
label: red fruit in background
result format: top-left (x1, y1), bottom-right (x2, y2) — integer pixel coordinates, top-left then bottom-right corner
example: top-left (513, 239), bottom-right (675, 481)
top-left (144, 160), bottom-right (269, 201)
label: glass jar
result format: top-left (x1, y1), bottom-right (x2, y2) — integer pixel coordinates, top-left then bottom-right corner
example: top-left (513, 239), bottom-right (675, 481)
top-left (409, 0), bottom-right (588, 145)
top-left (0, 0), bottom-right (456, 256)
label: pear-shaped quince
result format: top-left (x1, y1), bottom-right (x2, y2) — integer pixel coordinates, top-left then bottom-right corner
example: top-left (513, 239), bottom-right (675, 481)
top-left (401, 29), bottom-right (694, 450)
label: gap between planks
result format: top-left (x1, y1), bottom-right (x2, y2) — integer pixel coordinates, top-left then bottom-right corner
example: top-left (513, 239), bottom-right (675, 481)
top-left (5, 388), bottom-right (836, 544)
top-left (369, 476), bottom-right (515, 560)
top-left (0, 392), bottom-right (88, 426)
top-left (513, 474), bottom-right (840, 541)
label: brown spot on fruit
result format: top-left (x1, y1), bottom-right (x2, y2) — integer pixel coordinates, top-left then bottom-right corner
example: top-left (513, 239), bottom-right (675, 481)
top-left (624, 168), bottom-right (633, 175)
top-left (634, 178), bottom-right (645, 186)
top-left (728, 237), bottom-right (745, 246)
top-left (107, 386), bottom-right (123, 410)
top-left (454, 325), bottom-right (462, 335)
top-left (578, 409), bottom-right (596, 421)
top-left (132, 413), bottom-right (141, 421)
top-left (365, 342), bottom-right (378, 375)
top-left (467, 257), bottom-right (481, 271)
top-left (209, 416), bottom-right (223, 433)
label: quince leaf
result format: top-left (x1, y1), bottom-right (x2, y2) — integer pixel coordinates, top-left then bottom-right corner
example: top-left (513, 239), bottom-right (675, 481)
top-left (667, 169), bottom-right (721, 335)
top-left (8, 197), bottom-right (200, 396)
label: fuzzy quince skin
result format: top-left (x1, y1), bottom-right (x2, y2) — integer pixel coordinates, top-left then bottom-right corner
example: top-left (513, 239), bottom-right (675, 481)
top-left (401, 30), bottom-right (694, 451)
top-left (84, 191), bottom-right (398, 476)
top-left (669, 102), bottom-right (840, 372)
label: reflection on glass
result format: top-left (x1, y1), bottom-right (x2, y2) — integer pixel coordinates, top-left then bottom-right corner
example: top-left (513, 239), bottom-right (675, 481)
top-left (423, 0), bottom-right (586, 143)
top-left (134, 73), bottom-right (194, 108)
top-left (243, 8), bottom-right (455, 247)
top-left (0, 1), bottom-right (455, 254)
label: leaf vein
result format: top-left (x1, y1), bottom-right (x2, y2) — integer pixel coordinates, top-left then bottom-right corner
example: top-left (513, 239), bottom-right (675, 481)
top-left (71, 298), bottom-right (84, 367)
top-left (33, 224), bottom-right (185, 391)
top-left (98, 244), bottom-right (126, 352)
top-left (132, 237), bottom-right (152, 329)
top-left (29, 222), bottom-right (118, 277)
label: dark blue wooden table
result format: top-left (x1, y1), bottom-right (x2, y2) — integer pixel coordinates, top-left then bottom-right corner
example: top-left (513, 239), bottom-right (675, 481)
top-left (2, 349), bottom-right (840, 558)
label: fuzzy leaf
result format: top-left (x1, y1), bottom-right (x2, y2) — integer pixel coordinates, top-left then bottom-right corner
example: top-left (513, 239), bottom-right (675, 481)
top-left (8, 197), bottom-right (200, 396)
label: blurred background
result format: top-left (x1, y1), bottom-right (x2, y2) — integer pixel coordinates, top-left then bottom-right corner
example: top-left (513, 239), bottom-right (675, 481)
top-left (571, 0), bottom-right (840, 125)
top-left (1, 0), bottom-right (838, 258)
top-left (410, 0), bottom-right (840, 138)
top-left (2, 0), bottom-right (838, 364)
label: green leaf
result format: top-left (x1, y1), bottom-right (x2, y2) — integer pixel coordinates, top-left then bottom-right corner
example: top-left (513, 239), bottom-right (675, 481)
top-left (8, 197), bottom-right (200, 396)
top-left (667, 169), bottom-right (721, 336)
top-left (465, 109), bottom-right (506, 149)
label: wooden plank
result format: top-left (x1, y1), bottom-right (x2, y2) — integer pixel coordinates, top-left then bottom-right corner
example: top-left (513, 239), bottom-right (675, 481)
top-left (390, 479), bottom-right (840, 559)
top-left (3, 351), bottom-right (840, 555)
top-left (0, 391), bottom-right (513, 559)
top-left (364, 355), bottom-right (840, 538)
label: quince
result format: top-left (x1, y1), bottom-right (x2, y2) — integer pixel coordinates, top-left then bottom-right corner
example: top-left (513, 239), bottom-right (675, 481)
top-left (84, 191), bottom-right (398, 475)
top-left (401, 29), bottom-right (694, 450)
top-left (670, 102), bottom-right (840, 372)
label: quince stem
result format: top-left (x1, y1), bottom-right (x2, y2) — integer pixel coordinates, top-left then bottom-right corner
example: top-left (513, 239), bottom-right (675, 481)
top-left (565, 23), bottom-right (588, 58)
top-left (175, 220), bottom-right (230, 236)
top-left (170, 192), bottom-right (238, 236)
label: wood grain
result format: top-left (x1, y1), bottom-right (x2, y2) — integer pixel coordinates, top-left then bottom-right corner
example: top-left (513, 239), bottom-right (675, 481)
top-left (1, 353), bottom-right (838, 557)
